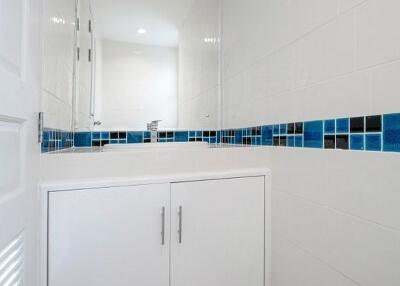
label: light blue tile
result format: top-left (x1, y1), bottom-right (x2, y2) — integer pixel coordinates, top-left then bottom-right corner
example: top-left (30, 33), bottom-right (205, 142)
top-left (350, 134), bottom-right (364, 151)
top-left (127, 132), bottom-right (143, 143)
top-left (287, 136), bottom-right (295, 147)
top-left (324, 119), bottom-right (335, 134)
top-left (295, 135), bottom-right (303, 147)
top-left (383, 113), bottom-right (400, 152)
top-left (273, 125), bottom-right (280, 135)
top-left (336, 118), bottom-right (349, 133)
top-left (304, 121), bottom-right (323, 148)
top-left (261, 125), bottom-right (273, 145)
top-left (279, 124), bottom-right (287, 135)
top-left (366, 134), bottom-right (382, 151)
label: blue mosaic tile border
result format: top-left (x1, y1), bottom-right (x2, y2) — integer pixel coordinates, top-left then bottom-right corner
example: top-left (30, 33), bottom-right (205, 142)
top-left (42, 128), bottom-right (74, 153)
top-left (74, 130), bottom-right (221, 147)
top-left (45, 113), bottom-right (400, 153)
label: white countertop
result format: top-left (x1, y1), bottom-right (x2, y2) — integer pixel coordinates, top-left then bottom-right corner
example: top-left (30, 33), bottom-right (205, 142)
top-left (41, 147), bottom-right (272, 191)
top-left (41, 168), bottom-right (271, 191)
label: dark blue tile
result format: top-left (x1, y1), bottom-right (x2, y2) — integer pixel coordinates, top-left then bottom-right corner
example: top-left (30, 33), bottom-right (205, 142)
top-left (143, 131), bottom-right (151, 139)
top-left (350, 134), bottom-right (364, 151)
top-left (261, 125), bottom-right (273, 145)
top-left (324, 119), bottom-right (335, 134)
top-left (287, 136), bottom-right (295, 147)
top-left (101, 132), bottom-right (110, 140)
top-left (74, 132), bottom-right (92, 147)
top-left (304, 121), bottom-right (323, 148)
top-left (127, 132), bottom-right (144, 143)
top-left (110, 139), bottom-right (119, 144)
top-left (280, 124), bottom-right (287, 135)
top-left (336, 118), bottom-right (349, 133)
top-left (175, 131), bottom-right (189, 142)
top-left (295, 135), bottom-right (303, 147)
top-left (235, 131), bottom-right (243, 144)
top-left (366, 134), bottom-right (382, 151)
top-left (92, 132), bottom-right (100, 140)
top-left (273, 125), bottom-right (280, 135)
top-left (383, 113), bottom-right (400, 152)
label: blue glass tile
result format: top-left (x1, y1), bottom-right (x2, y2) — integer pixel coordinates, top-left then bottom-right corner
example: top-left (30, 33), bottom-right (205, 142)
top-left (336, 118), bottom-right (349, 133)
top-left (101, 132), bottom-right (110, 140)
top-left (287, 136), bottom-right (295, 147)
top-left (216, 131), bottom-right (221, 143)
top-left (295, 135), bottom-right (303, 147)
top-left (366, 134), bottom-right (382, 151)
top-left (143, 131), bottom-right (151, 139)
top-left (324, 119), bottom-right (335, 134)
top-left (304, 121), bottom-right (323, 148)
top-left (261, 125), bottom-right (273, 145)
top-left (350, 134), bottom-right (364, 151)
top-left (383, 113), bottom-right (400, 152)
top-left (280, 124), bottom-right (287, 135)
top-left (74, 132), bottom-right (92, 147)
top-left (127, 132), bottom-right (144, 143)
top-left (273, 125), bottom-right (280, 135)
top-left (119, 139), bottom-right (127, 144)
top-left (210, 138), bottom-right (216, 144)
top-left (175, 131), bottom-right (189, 142)
top-left (92, 132), bottom-right (100, 140)
top-left (189, 131), bottom-right (196, 137)
top-left (195, 131), bottom-right (202, 137)
top-left (235, 131), bottom-right (243, 145)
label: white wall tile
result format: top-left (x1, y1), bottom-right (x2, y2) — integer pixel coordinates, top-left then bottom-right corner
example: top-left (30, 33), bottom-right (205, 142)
top-left (272, 149), bottom-right (400, 231)
top-left (272, 236), bottom-right (359, 286)
top-left (338, 0), bottom-right (367, 14)
top-left (355, 0), bottom-right (400, 69)
top-left (288, 0), bottom-right (337, 41)
top-left (273, 189), bottom-right (400, 286)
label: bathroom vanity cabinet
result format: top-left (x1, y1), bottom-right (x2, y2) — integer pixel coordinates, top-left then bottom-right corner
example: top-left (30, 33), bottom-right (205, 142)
top-left (46, 174), bottom-right (269, 286)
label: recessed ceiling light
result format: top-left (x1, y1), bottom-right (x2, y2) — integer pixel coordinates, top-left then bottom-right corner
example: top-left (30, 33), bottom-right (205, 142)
top-left (137, 28), bottom-right (147, 34)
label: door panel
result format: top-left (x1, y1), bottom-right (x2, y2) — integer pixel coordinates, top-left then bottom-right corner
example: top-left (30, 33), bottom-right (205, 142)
top-left (171, 177), bottom-right (265, 286)
top-left (0, 0), bottom-right (42, 284)
top-left (48, 184), bottom-right (170, 286)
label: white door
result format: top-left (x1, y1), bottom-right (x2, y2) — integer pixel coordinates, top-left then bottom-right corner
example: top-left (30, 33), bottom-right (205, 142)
top-left (0, 0), bottom-right (42, 285)
top-left (48, 184), bottom-right (170, 286)
top-left (171, 177), bottom-right (265, 286)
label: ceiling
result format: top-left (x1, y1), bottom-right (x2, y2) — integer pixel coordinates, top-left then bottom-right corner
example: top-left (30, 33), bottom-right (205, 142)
top-left (91, 0), bottom-right (195, 47)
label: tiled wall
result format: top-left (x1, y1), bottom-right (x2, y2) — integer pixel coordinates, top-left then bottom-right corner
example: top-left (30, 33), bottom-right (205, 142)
top-left (73, 130), bottom-right (221, 147)
top-left (221, 0), bottom-right (400, 285)
top-left (178, 0), bottom-right (221, 130)
top-left (47, 112), bottom-right (400, 153)
top-left (42, 0), bottom-right (74, 131)
top-left (41, 129), bottom-right (74, 153)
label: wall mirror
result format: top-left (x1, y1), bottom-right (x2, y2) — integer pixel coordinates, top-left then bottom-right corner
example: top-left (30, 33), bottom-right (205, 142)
top-left (74, 0), bottom-right (222, 133)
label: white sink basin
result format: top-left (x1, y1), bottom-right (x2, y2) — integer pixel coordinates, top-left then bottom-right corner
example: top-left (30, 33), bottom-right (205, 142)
top-left (102, 142), bottom-right (209, 151)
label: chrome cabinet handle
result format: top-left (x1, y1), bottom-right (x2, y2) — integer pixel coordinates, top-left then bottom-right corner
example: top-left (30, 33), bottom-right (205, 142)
top-left (178, 206), bottom-right (183, 244)
top-left (161, 207), bottom-right (166, 245)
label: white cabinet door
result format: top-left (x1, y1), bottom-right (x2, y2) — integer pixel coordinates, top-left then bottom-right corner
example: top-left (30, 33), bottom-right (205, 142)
top-left (48, 184), bottom-right (170, 286)
top-left (171, 177), bottom-right (265, 286)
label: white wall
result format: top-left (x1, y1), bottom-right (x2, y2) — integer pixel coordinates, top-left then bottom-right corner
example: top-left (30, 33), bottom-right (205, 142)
top-left (178, 0), bottom-right (221, 130)
top-left (96, 40), bottom-right (178, 131)
top-left (42, 0), bottom-right (75, 130)
top-left (222, 1), bottom-right (400, 285)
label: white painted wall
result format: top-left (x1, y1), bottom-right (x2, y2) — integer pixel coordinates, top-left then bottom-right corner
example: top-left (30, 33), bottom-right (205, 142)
top-left (42, 0), bottom-right (75, 130)
top-left (222, 1), bottom-right (400, 285)
top-left (178, 0), bottom-right (221, 130)
top-left (96, 40), bottom-right (178, 131)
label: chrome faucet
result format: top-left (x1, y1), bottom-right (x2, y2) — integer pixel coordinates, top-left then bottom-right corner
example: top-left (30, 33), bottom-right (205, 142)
top-left (147, 120), bottom-right (162, 143)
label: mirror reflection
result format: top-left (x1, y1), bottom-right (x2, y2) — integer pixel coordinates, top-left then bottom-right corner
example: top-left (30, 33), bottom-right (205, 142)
top-left (74, 0), bottom-right (221, 132)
